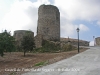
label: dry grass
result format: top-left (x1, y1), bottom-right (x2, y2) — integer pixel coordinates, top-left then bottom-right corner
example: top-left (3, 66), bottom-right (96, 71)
top-left (0, 48), bottom-right (88, 75)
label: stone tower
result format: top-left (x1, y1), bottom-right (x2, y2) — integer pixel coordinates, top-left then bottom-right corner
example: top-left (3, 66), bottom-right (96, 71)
top-left (13, 30), bottom-right (34, 46)
top-left (37, 4), bottom-right (60, 41)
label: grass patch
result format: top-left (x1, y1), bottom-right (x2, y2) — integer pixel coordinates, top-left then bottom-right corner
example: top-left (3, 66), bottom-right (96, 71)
top-left (9, 72), bottom-right (16, 75)
top-left (34, 61), bottom-right (48, 66)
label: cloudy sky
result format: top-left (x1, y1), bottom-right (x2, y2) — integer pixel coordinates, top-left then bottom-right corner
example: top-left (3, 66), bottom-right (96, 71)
top-left (0, 0), bottom-right (100, 46)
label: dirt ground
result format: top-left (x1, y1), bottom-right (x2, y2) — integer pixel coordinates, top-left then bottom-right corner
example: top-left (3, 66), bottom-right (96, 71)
top-left (0, 48), bottom-right (88, 75)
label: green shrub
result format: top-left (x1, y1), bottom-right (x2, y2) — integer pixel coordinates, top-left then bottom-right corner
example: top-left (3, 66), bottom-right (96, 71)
top-left (35, 40), bottom-right (60, 53)
top-left (62, 44), bottom-right (74, 51)
top-left (42, 40), bottom-right (60, 52)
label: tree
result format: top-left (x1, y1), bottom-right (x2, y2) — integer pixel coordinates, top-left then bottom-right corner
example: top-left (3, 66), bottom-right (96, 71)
top-left (21, 31), bottom-right (35, 57)
top-left (0, 30), bottom-right (15, 57)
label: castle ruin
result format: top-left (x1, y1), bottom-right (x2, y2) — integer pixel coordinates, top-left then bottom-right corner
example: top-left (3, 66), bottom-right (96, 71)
top-left (37, 5), bottom-right (60, 41)
top-left (13, 30), bottom-right (34, 48)
top-left (13, 4), bottom-right (89, 48)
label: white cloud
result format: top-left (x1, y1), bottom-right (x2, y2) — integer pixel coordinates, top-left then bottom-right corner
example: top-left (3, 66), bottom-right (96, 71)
top-left (0, 0), bottom-right (50, 35)
top-left (97, 21), bottom-right (100, 26)
top-left (1, 0), bottom-right (33, 34)
top-left (54, 0), bottom-right (100, 21)
top-left (0, 0), bottom-right (16, 23)
top-left (61, 23), bottom-right (77, 37)
top-left (60, 23), bottom-right (89, 38)
top-left (54, 0), bottom-right (100, 38)
top-left (79, 24), bottom-right (89, 31)
top-left (36, 0), bottom-right (50, 5)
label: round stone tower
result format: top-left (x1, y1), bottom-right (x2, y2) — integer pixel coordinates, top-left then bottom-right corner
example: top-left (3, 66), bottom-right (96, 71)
top-left (37, 4), bottom-right (60, 41)
top-left (13, 30), bottom-right (34, 46)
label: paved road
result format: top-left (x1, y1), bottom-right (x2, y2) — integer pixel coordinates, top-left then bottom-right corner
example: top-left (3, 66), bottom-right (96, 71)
top-left (22, 47), bottom-right (100, 75)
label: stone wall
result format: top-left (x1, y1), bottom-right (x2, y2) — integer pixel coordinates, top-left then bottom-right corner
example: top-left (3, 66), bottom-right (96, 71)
top-left (95, 37), bottom-right (100, 46)
top-left (60, 38), bottom-right (89, 46)
top-left (37, 4), bottom-right (60, 41)
top-left (13, 30), bottom-right (34, 47)
top-left (34, 34), bottom-right (43, 48)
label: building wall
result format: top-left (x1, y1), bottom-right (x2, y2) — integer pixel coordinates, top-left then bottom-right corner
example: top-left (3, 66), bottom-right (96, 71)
top-left (37, 4), bottom-right (60, 41)
top-left (95, 37), bottom-right (100, 46)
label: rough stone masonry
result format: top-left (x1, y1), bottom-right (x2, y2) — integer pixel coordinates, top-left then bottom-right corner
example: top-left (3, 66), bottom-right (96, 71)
top-left (37, 4), bottom-right (60, 41)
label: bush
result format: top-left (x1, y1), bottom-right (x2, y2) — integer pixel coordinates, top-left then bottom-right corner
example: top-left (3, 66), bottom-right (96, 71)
top-left (35, 40), bottom-right (60, 53)
top-left (61, 44), bottom-right (75, 51)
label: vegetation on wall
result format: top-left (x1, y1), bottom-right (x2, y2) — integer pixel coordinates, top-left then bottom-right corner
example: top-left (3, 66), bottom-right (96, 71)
top-left (35, 40), bottom-right (60, 53)
top-left (34, 40), bottom-right (78, 53)
top-left (61, 44), bottom-right (77, 52)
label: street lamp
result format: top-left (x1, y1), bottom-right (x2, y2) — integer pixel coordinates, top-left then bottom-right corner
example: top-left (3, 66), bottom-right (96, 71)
top-left (76, 28), bottom-right (80, 53)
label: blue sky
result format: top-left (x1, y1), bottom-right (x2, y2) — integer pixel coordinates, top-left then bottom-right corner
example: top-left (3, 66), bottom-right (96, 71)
top-left (0, 0), bottom-right (100, 46)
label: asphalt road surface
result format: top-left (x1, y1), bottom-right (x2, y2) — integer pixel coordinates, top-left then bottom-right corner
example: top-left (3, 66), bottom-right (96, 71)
top-left (22, 47), bottom-right (100, 75)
